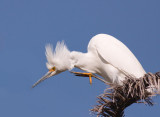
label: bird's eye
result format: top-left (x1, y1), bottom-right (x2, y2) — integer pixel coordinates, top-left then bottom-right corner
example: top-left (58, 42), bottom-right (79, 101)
top-left (49, 66), bottom-right (56, 72)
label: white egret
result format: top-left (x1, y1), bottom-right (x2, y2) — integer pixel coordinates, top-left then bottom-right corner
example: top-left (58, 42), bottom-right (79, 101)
top-left (32, 34), bottom-right (146, 88)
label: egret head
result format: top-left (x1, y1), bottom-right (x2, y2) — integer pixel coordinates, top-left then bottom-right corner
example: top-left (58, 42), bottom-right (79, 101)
top-left (32, 41), bottom-right (72, 88)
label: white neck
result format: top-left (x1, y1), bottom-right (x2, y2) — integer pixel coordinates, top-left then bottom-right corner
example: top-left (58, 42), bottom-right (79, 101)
top-left (70, 51), bottom-right (97, 73)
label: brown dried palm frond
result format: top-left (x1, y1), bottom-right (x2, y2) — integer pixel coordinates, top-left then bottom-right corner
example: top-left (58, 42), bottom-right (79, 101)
top-left (90, 71), bottom-right (160, 117)
top-left (71, 71), bottom-right (160, 117)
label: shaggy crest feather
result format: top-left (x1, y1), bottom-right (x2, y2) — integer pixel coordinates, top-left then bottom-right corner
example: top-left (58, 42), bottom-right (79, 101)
top-left (45, 41), bottom-right (71, 71)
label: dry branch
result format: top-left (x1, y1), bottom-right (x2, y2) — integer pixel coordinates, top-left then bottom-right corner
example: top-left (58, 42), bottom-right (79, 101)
top-left (71, 71), bottom-right (160, 117)
top-left (90, 71), bottom-right (160, 117)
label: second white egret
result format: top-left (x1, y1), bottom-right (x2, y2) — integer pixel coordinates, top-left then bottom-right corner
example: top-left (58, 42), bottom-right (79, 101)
top-left (32, 34), bottom-right (146, 88)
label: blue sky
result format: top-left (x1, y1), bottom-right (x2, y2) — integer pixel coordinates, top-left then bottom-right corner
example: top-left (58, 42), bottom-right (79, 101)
top-left (0, 0), bottom-right (160, 117)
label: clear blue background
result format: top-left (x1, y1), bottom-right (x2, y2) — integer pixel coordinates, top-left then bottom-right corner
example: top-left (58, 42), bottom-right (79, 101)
top-left (0, 0), bottom-right (160, 117)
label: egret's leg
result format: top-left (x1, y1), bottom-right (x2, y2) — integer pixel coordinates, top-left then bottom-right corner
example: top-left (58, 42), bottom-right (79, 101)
top-left (70, 71), bottom-right (93, 84)
top-left (83, 73), bottom-right (93, 85)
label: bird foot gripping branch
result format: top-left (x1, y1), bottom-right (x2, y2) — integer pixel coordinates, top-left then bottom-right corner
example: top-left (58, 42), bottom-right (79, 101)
top-left (70, 71), bottom-right (109, 85)
top-left (70, 71), bottom-right (93, 84)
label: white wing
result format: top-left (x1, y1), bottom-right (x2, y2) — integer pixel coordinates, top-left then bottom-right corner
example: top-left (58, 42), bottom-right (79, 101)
top-left (88, 34), bottom-right (146, 78)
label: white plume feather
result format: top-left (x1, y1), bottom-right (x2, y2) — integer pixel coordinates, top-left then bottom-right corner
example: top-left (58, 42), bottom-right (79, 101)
top-left (45, 41), bottom-right (72, 71)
